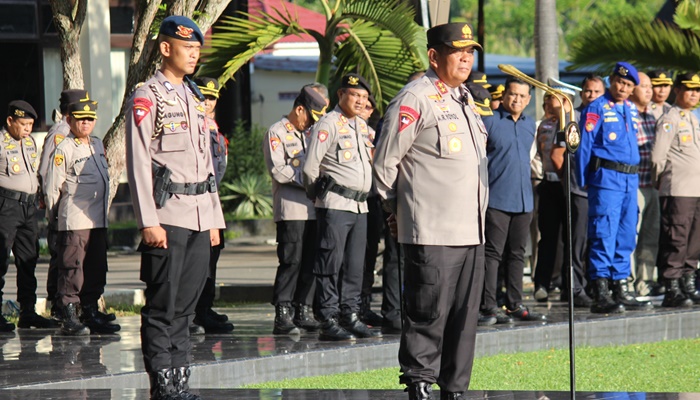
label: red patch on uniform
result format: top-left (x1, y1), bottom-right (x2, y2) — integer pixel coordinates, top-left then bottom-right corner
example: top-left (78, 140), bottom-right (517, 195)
top-left (318, 130), bottom-right (329, 142)
top-left (132, 97), bottom-right (153, 126)
top-left (584, 112), bottom-right (600, 132)
top-left (175, 25), bottom-right (194, 39)
top-left (398, 105), bottom-right (420, 133)
top-left (270, 137), bottom-right (281, 151)
top-left (434, 80), bottom-right (448, 95)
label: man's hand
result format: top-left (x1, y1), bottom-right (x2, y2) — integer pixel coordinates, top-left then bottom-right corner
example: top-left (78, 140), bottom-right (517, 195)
top-left (210, 229), bottom-right (220, 247)
top-left (386, 213), bottom-right (398, 239)
top-left (142, 226), bottom-right (168, 248)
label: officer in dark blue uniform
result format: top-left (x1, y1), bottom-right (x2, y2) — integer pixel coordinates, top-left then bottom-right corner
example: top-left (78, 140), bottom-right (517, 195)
top-left (576, 62), bottom-right (652, 314)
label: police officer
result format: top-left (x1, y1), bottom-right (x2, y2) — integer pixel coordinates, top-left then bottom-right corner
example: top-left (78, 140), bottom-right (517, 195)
top-left (651, 72), bottom-right (700, 307)
top-left (125, 16), bottom-right (225, 400)
top-left (647, 69), bottom-right (673, 120)
top-left (190, 76), bottom-right (234, 334)
top-left (303, 73), bottom-right (380, 341)
top-left (264, 85), bottom-right (327, 335)
top-left (373, 23), bottom-right (488, 400)
top-left (576, 62), bottom-right (652, 314)
top-left (0, 101), bottom-right (56, 331)
top-left (45, 99), bottom-right (120, 336)
top-left (488, 84), bottom-right (505, 110)
top-left (465, 83), bottom-right (494, 117)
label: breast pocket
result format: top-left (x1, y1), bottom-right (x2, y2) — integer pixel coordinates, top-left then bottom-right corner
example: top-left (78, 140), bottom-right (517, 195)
top-left (160, 132), bottom-right (188, 152)
top-left (337, 137), bottom-right (357, 163)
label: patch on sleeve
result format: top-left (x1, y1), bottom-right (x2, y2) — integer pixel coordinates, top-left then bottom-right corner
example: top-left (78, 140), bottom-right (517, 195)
top-left (318, 130), bottom-right (329, 142)
top-left (54, 154), bottom-right (64, 167)
top-left (54, 134), bottom-right (65, 146)
top-left (270, 137), bottom-right (281, 151)
top-left (398, 105), bottom-right (420, 133)
top-left (662, 123), bottom-right (672, 133)
top-left (132, 97), bottom-right (153, 126)
top-left (584, 112), bottom-right (600, 132)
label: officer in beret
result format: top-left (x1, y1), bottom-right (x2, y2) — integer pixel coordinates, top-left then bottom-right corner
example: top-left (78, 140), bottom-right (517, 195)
top-left (647, 69), bottom-right (673, 120)
top-left (467, 70), bottom-right (491, 90)
top-left (651, 72), bottom-right (700, 307)
top-left (466, 83), bottom-right (493, 116)
top-left (45, 99), bottom-right (120, 336)
top-left (576, 62), bottom-right (652, 314)
top-left (373, 22), bottom-right (488, 399)
top-left (190, 76), bottom-right (234, 335)
top-left (125, 15), bottom-right (225, 400)
top-left (303, 73), bottom-right (380, 341)
top-left (0, 101), bottom-right (57, 331)
top-left (488, 84), bottom-right (504, 110)
top-left (264, 84), bottom-right (327, 335)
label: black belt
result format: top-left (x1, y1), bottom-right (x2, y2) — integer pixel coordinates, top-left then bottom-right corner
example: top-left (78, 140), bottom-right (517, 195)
top-left (0, 187), bottom-right (36, 204)
top-left (329, 184), bottom-right (369, 202)
top-left (166, 180), bottom-right (214, 195)
top-left (591, 156), bottom-right (639, 174)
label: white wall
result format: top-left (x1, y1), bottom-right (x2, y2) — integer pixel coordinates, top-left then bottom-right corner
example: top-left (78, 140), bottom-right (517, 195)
top-left (250, 69), bottom-right (317, 129)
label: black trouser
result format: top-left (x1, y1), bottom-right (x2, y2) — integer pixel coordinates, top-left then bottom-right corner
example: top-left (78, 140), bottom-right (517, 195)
top-left (57, 228), bottom-right (108, 306)
top-left (0, 197), bottom-right (39, 308)
top-left (398, 244), bottom-right (484, 393)
top-left (195, 229), bottom-right (224, 315)
top-left (534, 180), bottom-right (565, 291)
top-left (140, 225), bottom-right (209, 372)
top-left (362, 196), bottom-right (383, 299)
top-left (272, 220), bottom-right (317, 307)
top-left (658, 196), bottom-right (700, 280)
top-left (482, 208), bottom-right (532, 311)
top-left (314, 208), bottom-right (367, 320)
top-left (381, 210), bottom-right (403, 322)
top-left (562, 193), bottom-right (589, 295)
top-left (46, 227), bottom-right (59, 303)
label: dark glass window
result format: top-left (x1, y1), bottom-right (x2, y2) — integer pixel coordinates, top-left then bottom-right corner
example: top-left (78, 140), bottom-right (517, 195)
top-left (0, 2), bottom-right (38, 38)
top-left (110, 6), bottom-right (133, 34)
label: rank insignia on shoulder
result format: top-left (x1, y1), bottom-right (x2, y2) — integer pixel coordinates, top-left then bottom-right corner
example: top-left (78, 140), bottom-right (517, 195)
top-left (54, 134), bottom-right (65, 146)
top-left (339, 115), bottom-right (348, 124)
top-left (74, 138), bottom-right (81, 145)
top-left (285, 122), bottom-right (294, 132)
top-left (318, 130), bottom-right (329, 142)
top-left (54, 154), bottom-right (64, 166)
top-left (164, 81), bottom-right (175, 92)
top-left (435, 80), bottom-right (448, 95)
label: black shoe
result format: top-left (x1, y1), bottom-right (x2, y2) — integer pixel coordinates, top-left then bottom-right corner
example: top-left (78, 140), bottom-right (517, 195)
top-left (681, 272), bottom-right (700, 304)
top-left (189, 323), bottom-right (205, 336)
top-left (340, 312), bottom-right (382, 338)
top-left (18, 311), bottom-right (59, 329)
top-left (207, 308), bottom-right (229, 322)
top-left (406, 381), bottom-right (433, 400)
top-left (60, 303), bottom-right (89, 336)
top-left (318, 317), bottom-right (355, 341)
top-left (149, 368), bottom-right (179, 400)
top-left (611, 279), bottom-right (653, 310)
top-left (359, 296), bottom-right (384, 327)
top-left (0, 315), bottom-right (15, 332)
top-left (50, 302), bottom-right (64, 324)
top-left (81, 303), bottom-right (121, 334)
top-left (272, 305), bottom-right (300, 335)
top-left (293, 304), bottom-right (320, 332)
top-left (573, 292), bottom-right (593, 308)
top-left (97, 310), bottom-right (117, 322)
top-left (440, 391), bottom-right (463, 400)
top-left (173, 366), bottom-right (201, 400)
top-left (477, 313), bottom-right (497, 326)
top-left (591, 278), bottom-right (625, 314)
top-left (194, 311), bottom-right (234, 334)
top-left (381, 317), bottom-right (402, 334)
top-left (662, 279), bottom-right (694, 308)
top-left (506, 305), bottom-right (547, 321)
top-left (481, 307), bottom-right (513, 324)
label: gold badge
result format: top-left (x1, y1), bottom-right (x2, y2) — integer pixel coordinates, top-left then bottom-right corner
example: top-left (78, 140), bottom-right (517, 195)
top-left (54, 154), bottom-right (64, 166)
top-left (10, 156), bottom-right (18, 162)
top-left (462, 24), bottom-right (472, 39)
top-left (680, 111), bottom-right (686, 117)
top-left (196, 104), bottom-right (205, 112)
top-left (343, 150), bottom-right (352, 160)
top-left (348, 76), bottom-right (359, 86)
top-left (659, 73), bottom-right (667, 79)
top-left (54, 134), bottom-right (65, 146)
top-left (11, 164), bottom-right (20, 173)
top-left (448, 123), bottom-right (458, 132)
top-left (14, 109), bottom-right (25, 117)
top-left (617, 66), bottom-right (628, 76)
top-left (30, 153), bottom-right (36, 158)
top-left (449, 137), bottom-right (462, 152)
top-left (83, 104), bottom-right (90, 111)
top-left (608, 132), bottom-right (617, 141)
top-left (207, 81), bottom-right (216, 89)
top-left (292, 149), bottom-right (300, 155)
top-left (681, 134), bottom-right (691, 143)
top-left (24, 139), bottom-right (32, 146)
top-left (5, 144), bottom-right (15, 150)
top-left (286, 135), bottom-right (294, 141)
top-left (344, 140), bottom-right (351, 148)
top-left (292, 159), bottom-right (301, 167)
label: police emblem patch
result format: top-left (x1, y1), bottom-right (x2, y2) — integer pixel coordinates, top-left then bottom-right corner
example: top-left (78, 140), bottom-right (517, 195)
top-left (448, 137), bottom-right (462, 152)
top-left (175, 25), bottom-right (194, 39)
top-left (398, 105), bottom-right (419, 133)
top-left (270, 137), bottom-right (281, 151)
top-left (133, 97), bottom-right (153, 126)
top-left (318, 130), bottom-right (329, 142)
top-left (292, 159), bottom-right (301, 167)
top-left (54, 154), bottom-right (64, 166)
top-left (662, 123), bottom-right (671, 132)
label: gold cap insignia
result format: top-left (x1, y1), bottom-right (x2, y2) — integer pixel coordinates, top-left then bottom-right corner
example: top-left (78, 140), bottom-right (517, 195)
top-left (14, 109), bottom-right (25, 117)
top-left (348, 76), bottom-right (359, 86)
top-left (617, 66), bottom-right (628, 76)
top-left (659, 73), bottom-right (666, 79)
top-left (83, 104), bottom-right (90, 111)
top-left (462, 24), bottom-right (473, 39)
top-left (207, 81), bottom-right (216, 89)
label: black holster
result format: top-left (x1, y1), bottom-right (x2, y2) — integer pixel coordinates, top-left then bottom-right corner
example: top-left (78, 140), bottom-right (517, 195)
top-left (152, 162), bottom-right (173, 209)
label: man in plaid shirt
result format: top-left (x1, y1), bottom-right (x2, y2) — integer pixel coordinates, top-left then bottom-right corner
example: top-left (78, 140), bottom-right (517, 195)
top-left (630, 72), bottom-right (662, 297)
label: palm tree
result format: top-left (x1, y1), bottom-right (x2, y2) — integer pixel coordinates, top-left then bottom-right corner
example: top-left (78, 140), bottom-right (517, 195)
top-left (566, 0), bottom-right (700, 73)
top-left (197, 0), bottom-right (429, 113)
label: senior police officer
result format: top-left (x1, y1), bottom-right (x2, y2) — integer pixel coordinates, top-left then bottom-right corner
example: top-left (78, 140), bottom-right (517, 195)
top-left (264, 85), bottom-right (327, 335)
top-left (651, 72), bottom-right (700, 307)
top-left (373, 23), bottom-right (488, 400)
top-left (576, 62), bottom-right (652, 314)
top-left (303, 73), bottom-right (380, 341)
top-left (45, 99), bottom-right (120, 336)
top-left (125, 16), bottom-right (225, 400)
top-left (647, 69), bottom-right (673, 120)
top-left (0, 101), bottom-right (57, 331)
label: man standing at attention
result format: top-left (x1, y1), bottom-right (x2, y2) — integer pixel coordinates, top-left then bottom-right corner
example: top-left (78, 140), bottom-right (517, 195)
top-left (126, 16), bottom-right (225, 400)
top-left (373, 23), bottom-right (489, 400)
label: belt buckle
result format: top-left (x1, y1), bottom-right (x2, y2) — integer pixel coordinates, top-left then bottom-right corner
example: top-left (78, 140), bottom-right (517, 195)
top-left (197, 182), bottom-right (207, 194)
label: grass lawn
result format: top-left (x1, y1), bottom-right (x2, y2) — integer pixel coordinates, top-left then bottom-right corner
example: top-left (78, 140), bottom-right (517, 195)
top-left (245, 338), bottom-right (700, 393)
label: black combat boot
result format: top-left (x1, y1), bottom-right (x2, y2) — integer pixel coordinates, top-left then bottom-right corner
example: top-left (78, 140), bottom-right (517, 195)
top-left (194, 310), bottom-right (234, 334)
top-left (590, 278), bottom-right (625, 314)
top-left (50, 301), bottom-right (63, 324)
top-left (680, 272), bottom-right (700, 304)
top-left (440, 390), bottom-right (463, 400)
top-left (173, 366), bottom-right (202, 400)
top-left (611, 279), bottom-right (653, 310)
top-left (272, 305), bottom-right (300, 335)
top-left (662, 278), bottom-right (693, 308)
top-left (406, 382), bottom-right (433, 400)
top-left (81, 303), bottom-right (121, 334)
top-left (0, 314), bottom-right (15, 332)
top-left (60, 303), bottom-right (89, 336)
top-left (17, 304), bottom-right (59, 329)
top-left (339, 312), bottom-right (382, 338)
top-left (318, 317), bottom-right (355, 341)
top-left (206, 308), bottom-right (229, 322)
top-left (149, 368), bottom-right (179, 400)
top-left (359, 295), bottom-right (383, 327)
top-left (293, 304), bottom-right (320, 331)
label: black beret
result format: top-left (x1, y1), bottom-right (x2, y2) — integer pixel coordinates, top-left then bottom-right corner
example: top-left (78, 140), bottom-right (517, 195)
top-left (488, 84), bottom-right (505, 101)
top-left (647, 69), bottom-right (673, 86)
top-left (427, 23), bottom-right (482, 50)
top-left (68, 99), bottom-right (99, 119)
top-left (467, 70), bottom-right (491, 89)
top-left (60, 89), bottom-right (90, 110)
top-left (159, 16), bottom-right (204, 45)
top-left (466, 83), bottom-right (493, 116)
top-left (675, 72), bottom-right (700, 89)
top-left (340, 73), bottom-right (371, 94)
top-left (194, 77), bottom-right (220, 99)
top-left (8, 100), bottom-right (37, 120)
top-left (297, 86), bottom-right (328, 122)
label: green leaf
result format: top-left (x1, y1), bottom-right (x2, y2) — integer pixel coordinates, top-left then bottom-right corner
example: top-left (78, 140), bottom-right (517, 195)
top-left (219, 174), bottom-right (273, 219)
top-left (675, 0), bottom-right (700, 36)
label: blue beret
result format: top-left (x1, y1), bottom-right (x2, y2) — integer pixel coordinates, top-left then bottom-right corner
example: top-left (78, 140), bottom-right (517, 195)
top-left (612, 62), bottom-right (639, 85)
top-left (159, 16), bottom-right (204, 45)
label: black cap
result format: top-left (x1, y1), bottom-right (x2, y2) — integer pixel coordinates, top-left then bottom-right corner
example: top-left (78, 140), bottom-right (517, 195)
top-left (675, 72), bottom-right (700, 89)
top-left (466, 83), bottom-right (493, 116)
top-left (367, 94), bottom-right (377, 109)
top-left (648, 69), bottom-right (673, 86)
top-left (159, 16), bottom-right (204, 45)
top-left (427, 23), bottom-right (482, 50)
top-left (8, 100), bottom-right (37, 120)
top-left (488, 84), bottom-right (505, 101)
top-left (68, 100), bottom-right (98, 119)
top-left (297, 86), bottom-right (328, 122)
top-left (60, 89), bottom-right (90, 111)
top-left (340, 73), bottom-right (371, 94)
top-left (467, 70), bottom-right (491, 89)
top-left (194, 77), bottom-right (220, 98)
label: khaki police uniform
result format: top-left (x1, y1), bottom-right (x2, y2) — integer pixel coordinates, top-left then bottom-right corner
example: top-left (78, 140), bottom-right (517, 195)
top-left (652, 106), bottom-right (700, 280)
top-left (0, 127), bottom-right (41, 311)
top-left (208, 117), bottom-right (227, 186)
top-left (303, 106), bottom-right (373, 320)
top-left (649, 102), bottom-right (672, 120)
top-left (126, 70), bottom-right (226, 372)
top-left (373, 68), bottom-right (488, 393)
top-left (45, 133), bottom-right (110, 306)
top-left (264, 117), bottom-right (316, 308)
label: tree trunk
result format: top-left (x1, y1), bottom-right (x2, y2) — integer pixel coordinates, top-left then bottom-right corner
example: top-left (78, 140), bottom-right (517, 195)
top-left (534, 0), bottom-right (559, 119)
top-left (48, 0), bottom-right (88, 89)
